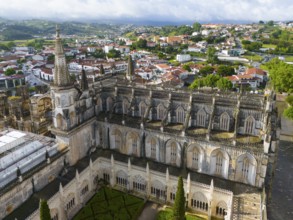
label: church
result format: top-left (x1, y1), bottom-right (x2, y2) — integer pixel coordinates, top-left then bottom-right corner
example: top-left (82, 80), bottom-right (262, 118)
top-left (0, 27), bottom-right (278, 220)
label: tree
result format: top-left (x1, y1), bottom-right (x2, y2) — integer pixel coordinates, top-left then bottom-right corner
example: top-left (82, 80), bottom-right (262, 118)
top-left (283, 106), bottom-right (293, 120)
top-left (207, 47), bottom-right (219, 64)
top-left (199, 66), bottom-right (214, 76)
top-left (203, 74), bottom-right (221, 88)
top-left (285, 95), bottom-right (293, 106)
top-left (47, 54), bottom-right (55, 62)
top-left (267, 20), bottom-right (274, 26)
top-left (182, 64), bottom-right (191, 72)
top-left (107, 49), bottom-right (121, 58)
top-left (40, 199), bottom-right (51, 220)
top-left (136, 39), bottom-right (147, 49)
top-left (92, 49), bottom-right (106, 59)
top-left (217, 65), bottom-right (235, 76)
top-left (190, 35), bottom-right (203, 43)
top-left (217, 77), bottom-right (233, 90)
top-left (259, 20), bottom-right (264, 24)
top-left (192, 22), bottom-right (201, 32)
top-left (189, 78), bottom-right (204, 89)
top-left (4, 68), bottom-right (16, 76)
top-left (6, 41), bottom-right (16, 50)
top-left (172, 176), bottom-right (185, 220)
top-left (266, 58), bottom-right (293, 93)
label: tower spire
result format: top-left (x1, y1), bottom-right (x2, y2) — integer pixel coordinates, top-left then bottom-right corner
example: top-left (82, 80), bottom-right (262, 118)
top-left (80, 66), bottom-right (89, 91)
top-left (53, 26), bottom-right (72, 87)
top-left (126, 55), bottom-right (134, 81)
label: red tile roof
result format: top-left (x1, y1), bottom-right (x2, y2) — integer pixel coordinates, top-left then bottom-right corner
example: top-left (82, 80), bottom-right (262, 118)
top-left (244, 68), bottom-right (266, 76)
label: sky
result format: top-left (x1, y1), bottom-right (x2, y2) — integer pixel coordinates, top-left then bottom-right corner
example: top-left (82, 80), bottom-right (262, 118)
top-left (0, 0), bottom-right (292, 23)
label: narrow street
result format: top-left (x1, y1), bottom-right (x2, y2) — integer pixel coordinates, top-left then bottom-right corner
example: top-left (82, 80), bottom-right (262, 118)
top-left (267, 141), bottom-right (293, 220)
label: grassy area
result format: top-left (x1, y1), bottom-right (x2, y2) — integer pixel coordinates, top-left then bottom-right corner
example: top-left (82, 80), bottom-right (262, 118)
top-left (73, 187), bottom-right (145, 220)
top-left (241, 54), bottom-right (263, 62)
top-left (156, 208), bottom-right (206, 220)
top-left (285, 56), bottom-right (293, 62)
top-left (262, 44), bottom-right (277, 49)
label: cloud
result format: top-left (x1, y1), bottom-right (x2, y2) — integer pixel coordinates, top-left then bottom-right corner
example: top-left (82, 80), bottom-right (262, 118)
top-left (0, 0), bottom-right (292, 22)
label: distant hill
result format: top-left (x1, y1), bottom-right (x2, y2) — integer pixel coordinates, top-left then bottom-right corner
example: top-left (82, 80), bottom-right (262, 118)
top-left (0, 18), bottom-right (131, 41)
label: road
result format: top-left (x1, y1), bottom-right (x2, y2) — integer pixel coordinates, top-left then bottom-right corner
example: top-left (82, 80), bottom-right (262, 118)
top-left (267, 140), bottom-right (293, 220)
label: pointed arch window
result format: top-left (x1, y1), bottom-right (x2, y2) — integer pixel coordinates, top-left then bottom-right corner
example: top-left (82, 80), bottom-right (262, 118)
top-left (245, 116), bottom-right (255, 135)
top-left (197, 109), bottom-right (206, 127)
top-left (122, 99), bottom-right (129, 115)
top-left (242, 157), bottom-right (249, 179)
top-left (157, 104), bottom-right (165, 120)
top-left (151, 138), bottom-right (156, 159)
top-left (220, 112), bottom-right (230, 131)
top-left (215, 152), bottom-right (223, 175)
top-left (56, 114), bottom-right (63, 129)
top-left (139, 102), bottom-right (147, 117)
top-left (106, 97), bottom-right (113, 112)
top-left (192, 149), bottom-right (199, 170)
top-left (132, 135), bottom-right (138, 155)
top-left (176, 107), bottom-right (185, 123)
top-left (114, 130), bottom-right (122, 149)
top-left (170, 142), bottom-right (177, 163)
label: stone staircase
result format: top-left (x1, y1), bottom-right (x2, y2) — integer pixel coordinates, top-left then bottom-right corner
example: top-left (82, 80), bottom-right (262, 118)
top-left (232, 193), bottom-right (262, 220)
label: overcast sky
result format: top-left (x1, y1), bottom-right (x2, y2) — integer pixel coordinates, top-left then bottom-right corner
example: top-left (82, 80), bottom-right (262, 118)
top-left (0, 0), bottom-right (292, 23)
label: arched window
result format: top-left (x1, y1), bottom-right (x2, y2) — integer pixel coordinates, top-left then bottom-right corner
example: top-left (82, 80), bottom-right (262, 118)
top-left (151, 138), bottom-right (156, 159)
top-left (242, 158), bottom-right (249, 179)
top-left (66, 194), bottom-right (75, 211)
top-left (139, 102), bottom-right (147, 117)
top-left (116, 171), bottom-right (128, 188)
top-left (132, 136), bottom-right (138, 155)
top-left (61, 95), bottom-right (67, 107)
top-left (215, 152), bottom-right (223, 175)
top-left (170, 185), bottom-right (177, 202)
top-left (235, 154), bottom-right (257, 185)
top-left (192, 149), bottom-right (199, 170)
top-left (133, 175), bottom-right (146, 192)
top-left (122, 99), bottom-right (129, 115)
top-left (197, 109), bottom-right (206, 127)
top-left (191, 192), bottom-right (208, 212)
top-left (216, 201), bottom-right (227, 217)
top-left (106, 97), bottom-right (113, 112)
top-left (170, 142), bottom-right (177, 163)
top-left (210, 149), bottom-right (229, 178)
top-left (103, 172), bottom-right (110, 183)
top-left (81, 185), bottom-right (89, 196)
top-left (157, 104), bottom-right (165, 120)
top-left (56, 114), bottom-right (63, 129)
top-left (220, 112), bottom-right (230, 131)
top-left (176, 106), bottom-right (185, 123)
top-left (245, 116), bottom-right (255, 135)
top-left (111, 129), bottom-right (122, 150)
top-left (70, 112), bottom-right (75, 127)
top-left (151, 180), bottom-right (166, 200)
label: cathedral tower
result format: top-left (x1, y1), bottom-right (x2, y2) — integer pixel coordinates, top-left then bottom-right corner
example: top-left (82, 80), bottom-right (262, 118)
top-left (50, 27), bottom-right (95, 165)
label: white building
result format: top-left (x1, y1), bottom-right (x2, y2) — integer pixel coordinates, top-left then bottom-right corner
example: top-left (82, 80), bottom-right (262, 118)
top-left (104, 45), bottom-right (114, 53)
top-left (176, 54), bottom-right (191, 62)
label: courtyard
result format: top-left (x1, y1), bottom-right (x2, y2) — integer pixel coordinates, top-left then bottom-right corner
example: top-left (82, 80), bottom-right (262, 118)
top-left (73, 187), bottom-right (145, 220)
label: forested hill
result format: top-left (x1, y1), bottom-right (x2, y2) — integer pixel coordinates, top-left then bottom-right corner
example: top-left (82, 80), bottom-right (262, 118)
top-left (0, 18), bottom-right (131, 40)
